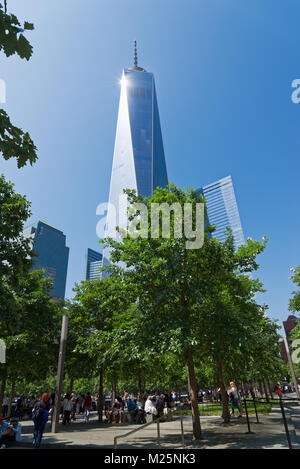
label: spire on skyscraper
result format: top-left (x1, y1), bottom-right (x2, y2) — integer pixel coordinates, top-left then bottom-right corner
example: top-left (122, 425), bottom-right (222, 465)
top-left (129, 40), bottom-right (146, 72)
top-left (134, 40), bottom-right (138, 68)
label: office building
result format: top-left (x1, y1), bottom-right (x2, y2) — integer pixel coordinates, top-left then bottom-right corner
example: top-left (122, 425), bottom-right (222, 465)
top-left (105, 42), bottom-right (168, 241)
top-left (198, 175), bottom-right (245, 248)
top-left (23, 221), bottom-right (69, 300)
top-left (86, 248), bottom-right (102, 281)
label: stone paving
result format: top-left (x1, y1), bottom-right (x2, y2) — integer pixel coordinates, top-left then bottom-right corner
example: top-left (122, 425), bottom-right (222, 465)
top-left (6, 405), bottom-right (300, 450)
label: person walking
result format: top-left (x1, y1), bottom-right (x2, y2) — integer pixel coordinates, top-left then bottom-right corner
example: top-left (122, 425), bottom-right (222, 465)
top-left (33, 393), bottom-right (51, 412)
top-left (62, 393), bottom-right (72, 426)
top-left (32, 402), bottom-right (49, 449)
top-left (83, 392), bottom-right (92, 423)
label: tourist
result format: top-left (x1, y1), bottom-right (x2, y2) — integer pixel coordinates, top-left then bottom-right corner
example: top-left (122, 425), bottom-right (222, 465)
top-left (10, 418), bottom-right (22, 444)
top-left (75, 395), bottom-right (81, 415)
top-left (62, 393), bottom-right (72, 426)
top-left (156, 395), bottom-right (165, 418)
top-left (71, 395), bottom-right (76, 420)
top-left (113, 399), bottom-right (124, 424)
top-left (32, 401), bottom-right (49, 449)
top-left (127, 397), bottom-right (136, 412)
top-left (274, 383), bottom-right (282, 396)
top-left (144, 396), bottom-right (157, 415)
top-left (107, 401), bottom-right (114, 424)
top-left (228, 381), bottom-right (242, 417)
top-left (1, 396), bottom-right (9, 418)
top-left (134, 398), bottom-right (145, 424)
top-left (10, 399), bottom-right (17, 417)
top-left (137, 392), bottom-right (144, 405)
top-left (0, 423), bottom-right (16, 449)
top-left (33, 393), bottom-right (51, 412)
top-left (27, 396), bottom-right (36, 418)
top-left (83, 392), bottom-right (92, 423)
top-left (164, 391), bottom-right (172, 409)
top-left (16, 396), bottom-right (24, 420)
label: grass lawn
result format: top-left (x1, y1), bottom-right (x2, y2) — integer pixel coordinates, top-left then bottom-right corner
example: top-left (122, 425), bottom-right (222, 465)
top-left (174, 401), bottom-right (273, 416)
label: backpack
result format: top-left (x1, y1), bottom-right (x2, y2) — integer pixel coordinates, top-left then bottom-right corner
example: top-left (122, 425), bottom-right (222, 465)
top-left (34, 407), bottom-right (46, 427)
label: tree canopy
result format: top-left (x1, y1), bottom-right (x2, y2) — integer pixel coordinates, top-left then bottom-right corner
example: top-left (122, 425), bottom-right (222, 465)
top-left (0, 1), bottom-right (37, 167)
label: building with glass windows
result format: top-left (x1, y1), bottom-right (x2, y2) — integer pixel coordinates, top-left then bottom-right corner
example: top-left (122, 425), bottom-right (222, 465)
top-left (86, 248), bottom-right (102, 281)
top-left (104, 43), bottom-right (168, 241)
top-left (23, 221), bottom-right (69, 300)
top-left (198, 176), bottom-right (245, 248)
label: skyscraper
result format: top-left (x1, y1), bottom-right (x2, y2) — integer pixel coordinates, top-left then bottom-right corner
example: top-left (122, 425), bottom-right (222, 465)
top-left (280, 314), bottom-right (298, 364)
top-left (86, 248), bottom-right (102, 281)
top-left (105, 42), bottom-right (168, 241)
top-left (198, 176), bottom-right (245, 248)
top-left (23, 221), bottom-right (69, 300)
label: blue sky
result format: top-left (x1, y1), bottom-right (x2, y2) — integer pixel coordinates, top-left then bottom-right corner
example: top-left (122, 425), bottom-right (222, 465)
top-left (1, 0), bottom-right (299, 327)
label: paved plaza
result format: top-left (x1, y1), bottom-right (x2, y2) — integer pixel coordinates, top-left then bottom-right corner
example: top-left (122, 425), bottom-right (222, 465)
top-left (9, 405), bottom-right (300, 450)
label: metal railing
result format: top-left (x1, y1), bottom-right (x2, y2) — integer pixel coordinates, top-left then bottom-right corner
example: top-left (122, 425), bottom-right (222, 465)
top-left (241, 397), bottom-right (300, 449)
top-left (114, 408), bottom-right (186, 449)
top-left (114, 397), bottom-right (300, 450)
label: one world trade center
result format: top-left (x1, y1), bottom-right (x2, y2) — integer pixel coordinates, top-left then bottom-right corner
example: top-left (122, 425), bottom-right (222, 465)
top-left (103, 42), bottom-right (168, 257)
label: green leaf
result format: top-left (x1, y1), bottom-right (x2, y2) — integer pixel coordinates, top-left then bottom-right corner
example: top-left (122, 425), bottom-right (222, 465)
top-left (24, 22), bottom-right (34, 31)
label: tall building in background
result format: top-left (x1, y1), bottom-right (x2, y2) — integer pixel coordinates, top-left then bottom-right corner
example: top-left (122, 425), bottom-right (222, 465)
top-left (283, 315), bottom-right (298, 342)
top-left (104, 42), bottom-right (168, 243)
top-left (280, 315), bottom-right (298, 364)
top-left (86, 248), bottom-right (102, 281)
top-left (198, 175), bottom-right (245, 248)
top-left (23, 221), bottom-right (69, 300)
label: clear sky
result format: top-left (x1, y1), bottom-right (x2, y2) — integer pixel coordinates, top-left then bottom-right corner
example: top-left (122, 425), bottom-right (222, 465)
top-left (1, 0), bottom-right (299, 326)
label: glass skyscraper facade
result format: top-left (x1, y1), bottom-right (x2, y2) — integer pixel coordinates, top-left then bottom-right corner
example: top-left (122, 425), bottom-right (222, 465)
top-left (198, 176), bottom-right (245, 248)
top-left (86, 248), bottom-right (102, 281)
top-left (23, 221), bottom-right (69, 300)
top-left (105, 53), bottom-right (168, 241)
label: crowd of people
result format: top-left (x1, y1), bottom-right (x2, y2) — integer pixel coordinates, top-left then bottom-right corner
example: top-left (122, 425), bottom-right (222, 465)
top-left (0, 391), bottom-right (95, 449)
top-left (106, 390), bottom-right (177, 425)
top-left (1, 381), bottom-right (299, 449)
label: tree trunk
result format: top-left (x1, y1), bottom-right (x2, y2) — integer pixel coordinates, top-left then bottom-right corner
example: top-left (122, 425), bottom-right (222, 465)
top-left (112, 381), bottom-right (116, 403)
top-left (0, 366), bottom-right (7, 417)
top-left (98, 368), bottom-right (104, 422)
top-left (186, 349), bottom-right (202, 439)
top-left (267, 382), bottom-right (274, 399)
top-left (262, 379), bottom-right (270, 402)
top-left (216, 359), bottom-right (230, 423)
top-left (258, 380), bottom-right (264, 398)
top-left (7, 378), bottom-right (16, 418)
top-left (68, 376), bottom-right (74, 394)
top-left (138, 369), bottom-right (143, 396)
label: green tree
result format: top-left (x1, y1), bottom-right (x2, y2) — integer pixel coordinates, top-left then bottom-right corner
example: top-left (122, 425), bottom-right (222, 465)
top-left (289, 266), bottom-right (300, 314)
top-left (0, 1), bottom-right (37, 167)
top-left (101, 184), bottom-right (270, 435)
top-left (0, 174), bottom-right (32, 281)
top-left (0, 270), bottom-right (60, 412)
top-left (68, 275), bottom-right (134, 421)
